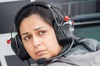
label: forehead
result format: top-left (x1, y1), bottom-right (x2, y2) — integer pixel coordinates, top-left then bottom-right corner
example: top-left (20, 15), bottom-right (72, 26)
top-left (19, 14), bottom-right (52, 33)
top-left (20, 14), bottom-right (48, 27)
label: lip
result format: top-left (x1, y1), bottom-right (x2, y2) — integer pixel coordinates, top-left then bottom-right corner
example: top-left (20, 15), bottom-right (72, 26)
top-left (35, 50), bottom-right (46, 56)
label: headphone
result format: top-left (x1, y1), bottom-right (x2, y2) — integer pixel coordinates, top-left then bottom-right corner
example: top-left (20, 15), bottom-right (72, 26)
top-left (10, 1), bottom-right (74, 63)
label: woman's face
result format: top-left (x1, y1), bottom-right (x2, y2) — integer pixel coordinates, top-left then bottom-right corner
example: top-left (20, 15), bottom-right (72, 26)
top-left (20, 14), bottom-right (62, 60)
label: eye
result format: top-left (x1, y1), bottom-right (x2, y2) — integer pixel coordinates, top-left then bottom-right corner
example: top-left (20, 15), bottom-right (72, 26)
top-left (23, 35), bottom-right (32, 41)
top-left (38, 31), bottom-right (46, 36)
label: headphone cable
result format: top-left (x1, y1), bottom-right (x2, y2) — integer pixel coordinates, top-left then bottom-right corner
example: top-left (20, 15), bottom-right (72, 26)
top-left (52, 37), bottom-right (74, 59)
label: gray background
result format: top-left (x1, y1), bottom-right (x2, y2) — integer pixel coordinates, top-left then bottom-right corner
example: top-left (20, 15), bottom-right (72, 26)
top-left (0, 0), bottom-right (100, 34)
top-left (0, 0), bottom-right (30, 34)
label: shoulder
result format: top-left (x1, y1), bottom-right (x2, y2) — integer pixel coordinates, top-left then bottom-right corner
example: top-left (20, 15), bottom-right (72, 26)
top-left (79, 38), bottom-right (99, 43)
top-left (47, 59), bottom-right (72, 66)
top-left (31, 63), bottom-right (38, 66)
top-left (78, 38), bottom-right (100, 51)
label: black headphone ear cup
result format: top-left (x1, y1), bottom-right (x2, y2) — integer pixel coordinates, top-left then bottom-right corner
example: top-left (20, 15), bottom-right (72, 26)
top-left (11, 34), bottom-right (31, 61)
top-left (53, 18), bottom-right (65, 42)
top-left (53, 17), bottom-right (74, 45)
top-left (61, 22), bottom-right (74, 39)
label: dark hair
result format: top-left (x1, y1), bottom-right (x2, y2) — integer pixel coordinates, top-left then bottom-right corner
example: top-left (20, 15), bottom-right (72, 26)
top-left (15, 2), bottom-right (56, 35)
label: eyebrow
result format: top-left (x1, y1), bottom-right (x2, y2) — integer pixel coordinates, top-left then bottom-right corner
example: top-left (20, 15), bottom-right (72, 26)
top-left (21, 27), bottom-right (44, 36)
top-left (21, 32), bottom-right (28, 36)
top-left (34, 27), bottom-right (44, 31)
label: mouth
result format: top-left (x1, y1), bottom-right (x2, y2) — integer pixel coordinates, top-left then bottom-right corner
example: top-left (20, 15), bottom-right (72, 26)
top-left (35, 50), bottom-right (46, 56)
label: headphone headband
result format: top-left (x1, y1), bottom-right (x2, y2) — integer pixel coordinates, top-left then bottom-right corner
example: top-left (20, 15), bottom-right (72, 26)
top-left (15, 1), bottom-right (51, 25)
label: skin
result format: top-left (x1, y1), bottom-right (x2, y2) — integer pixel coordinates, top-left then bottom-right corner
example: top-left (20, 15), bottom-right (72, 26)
top-left (19, 14), bottom-right (62, 60)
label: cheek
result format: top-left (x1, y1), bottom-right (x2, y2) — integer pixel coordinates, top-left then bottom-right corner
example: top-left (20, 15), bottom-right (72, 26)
top-left (24, 44), bottom-right (38, 60)
top-left (44, 33), bottom-right (60, 55)
top-left (45, 32), bottom-right (58, 47)
top-left (22, 41), bottom-right (35, 56)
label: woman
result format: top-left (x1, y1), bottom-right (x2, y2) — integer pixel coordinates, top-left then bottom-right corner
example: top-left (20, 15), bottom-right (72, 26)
top-left (11, 1), bottom-right (100, 66)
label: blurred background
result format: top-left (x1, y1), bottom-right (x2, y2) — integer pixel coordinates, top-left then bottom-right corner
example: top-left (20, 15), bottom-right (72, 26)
top-left (0, 0), bottom-right (100, 66)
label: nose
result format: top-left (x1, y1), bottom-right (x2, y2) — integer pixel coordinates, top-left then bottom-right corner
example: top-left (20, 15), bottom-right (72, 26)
top-left (32, 36), bottom-right (41, 48)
